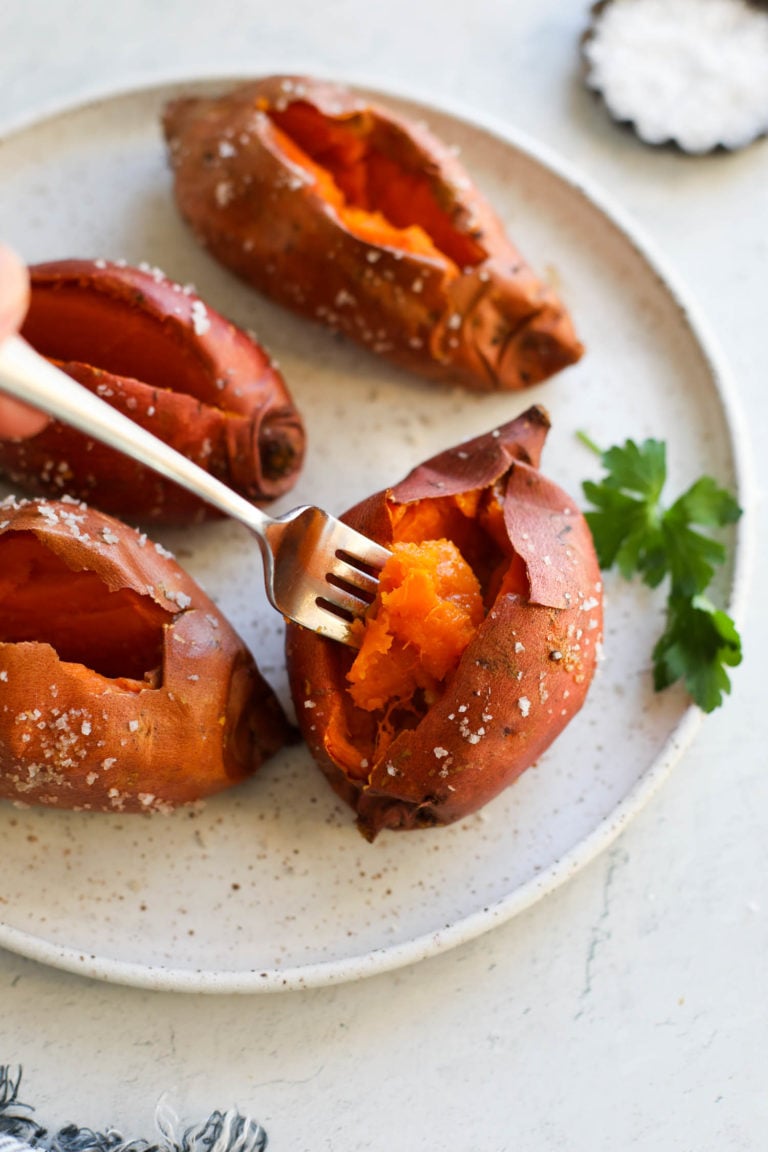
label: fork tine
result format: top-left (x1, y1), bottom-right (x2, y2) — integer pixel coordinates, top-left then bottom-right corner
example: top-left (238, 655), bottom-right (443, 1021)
top-left (291, 599), bottom-right (363, 646)
top-left (261, 505), bottom-right (392, 644)
top-left (327, 555), bottom-right (380, 600)
top-left (318, 582), bottom-right (374, 619)
top-left (329, 529), bottom-right (391, 572)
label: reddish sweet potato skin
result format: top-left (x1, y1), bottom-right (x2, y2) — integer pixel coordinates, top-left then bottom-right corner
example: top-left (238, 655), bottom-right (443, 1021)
top-left (162, 76), bottom-right (584, 392)
top-left (6, 259), bottom-right (305, 523)
top-left (285, 406), bottom-right (603, 839)
top-left (0, 497), bottom-right (291, 811)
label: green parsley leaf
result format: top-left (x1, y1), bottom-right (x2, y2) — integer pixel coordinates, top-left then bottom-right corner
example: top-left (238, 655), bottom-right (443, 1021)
top-left (653, 595), bottom-right (742, 714)
top-left (582, 479), bottom-right (663, 582)
top-left (580, 435), bottom-right (742, 712)
top-left (669, 474), bottom-right (742, 528)
top-left (599, 437), bottom-right (667, 501)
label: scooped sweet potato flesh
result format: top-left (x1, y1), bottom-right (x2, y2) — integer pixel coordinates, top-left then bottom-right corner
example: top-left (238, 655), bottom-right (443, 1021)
top-left (347, 539), bottom-right (485, 718)
top-left (162, 76), bottom-right (584, 391)
top-left (0, 498), bottom-right (291, 811)
top-left (286, 406), bottom-right (603, 839)
top-left (6, 259), bottom-right (305, 523)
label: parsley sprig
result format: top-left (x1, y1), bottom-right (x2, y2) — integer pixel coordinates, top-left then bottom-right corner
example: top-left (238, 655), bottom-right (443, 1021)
top-left (579, 433), bottom-right (742, 712)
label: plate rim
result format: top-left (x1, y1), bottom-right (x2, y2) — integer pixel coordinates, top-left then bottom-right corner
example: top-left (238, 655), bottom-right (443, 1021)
top-left (0, 72), bottom-right (756, 993)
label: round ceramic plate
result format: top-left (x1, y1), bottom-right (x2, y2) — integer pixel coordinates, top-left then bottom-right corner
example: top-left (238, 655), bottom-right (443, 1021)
top-left (0, 78), bottom-right (752, 992)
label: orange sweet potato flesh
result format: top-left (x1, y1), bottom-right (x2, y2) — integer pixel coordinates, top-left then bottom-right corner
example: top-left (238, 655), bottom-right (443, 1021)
top-left (5, 260), bottom-right (306, 523)
top-left (285, 405), bottom-right (603, 839)
top-left (348, 539), bottom-right (485, 712)
top-left (162, 76), bottom-right (584, 392)
top-left (0, 497), bottom-right (291, 811)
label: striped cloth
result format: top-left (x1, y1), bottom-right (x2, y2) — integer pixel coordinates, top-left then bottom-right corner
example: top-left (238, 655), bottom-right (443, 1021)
top-left (0, 1070), bottom-right (267, 1152)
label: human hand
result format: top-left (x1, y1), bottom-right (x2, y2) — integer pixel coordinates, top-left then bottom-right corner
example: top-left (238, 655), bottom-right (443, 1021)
top-left (0, 246), bottom-right (50, 437)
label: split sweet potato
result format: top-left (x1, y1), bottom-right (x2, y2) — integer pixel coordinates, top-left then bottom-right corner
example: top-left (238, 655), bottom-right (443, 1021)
top-left (162, 76), bottom-right (584, 392)
top-left (0, 497), bottom-right (291, 811)
top-left (5, 259), bottom-right (306, 523)
top-left (286, 405), bottom-right (603, 839)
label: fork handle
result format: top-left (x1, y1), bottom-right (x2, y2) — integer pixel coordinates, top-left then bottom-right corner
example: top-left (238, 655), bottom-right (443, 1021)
top-left (0, 335), bottom-right (273, 538)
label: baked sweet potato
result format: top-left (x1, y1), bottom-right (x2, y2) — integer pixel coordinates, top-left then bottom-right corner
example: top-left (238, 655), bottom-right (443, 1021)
top-left (0, 496), bottom-right (291, 811)
top-left (286, 405), bottom-right (603, 839)
top-left (6, 259), bottom-right (305, 523)
top-left (162, 76), bottom-right (584, 392)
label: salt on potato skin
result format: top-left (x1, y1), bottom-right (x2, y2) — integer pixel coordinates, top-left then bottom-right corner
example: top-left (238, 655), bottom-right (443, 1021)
top-left (285, 406), bottom-right (604, 841)
top-left (0, 497), bottom-right (291, 812)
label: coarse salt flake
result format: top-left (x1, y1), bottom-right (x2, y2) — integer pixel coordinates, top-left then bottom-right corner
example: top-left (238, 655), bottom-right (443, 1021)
top-left (215, 180), bottom-right (235, 207)
top-left (190, 300), bottom-right (211, 336)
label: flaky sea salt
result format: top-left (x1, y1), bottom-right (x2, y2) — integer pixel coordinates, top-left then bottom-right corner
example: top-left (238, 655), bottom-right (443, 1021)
top-left (583, 0), bottom-right (768, 152)
top-left (190, 299), bottom-right (211, 335)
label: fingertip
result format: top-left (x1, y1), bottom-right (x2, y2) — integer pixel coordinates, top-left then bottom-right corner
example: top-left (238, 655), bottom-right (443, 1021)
top-left (0, 245), bottom-right (31, 340)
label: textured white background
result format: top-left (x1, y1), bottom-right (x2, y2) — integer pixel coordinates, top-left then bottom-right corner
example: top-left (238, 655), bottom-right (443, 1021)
top-left (1, 1), bottom-right (766, 1148)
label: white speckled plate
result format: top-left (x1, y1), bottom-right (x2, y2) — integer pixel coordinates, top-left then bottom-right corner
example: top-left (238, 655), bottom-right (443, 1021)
top-left (0, 78), bottom-right (752, 992)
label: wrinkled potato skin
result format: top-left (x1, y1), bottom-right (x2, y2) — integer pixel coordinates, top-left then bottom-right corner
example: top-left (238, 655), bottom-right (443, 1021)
top-left (286, 406), bottom-right (603, 839)
top-left (163, 76), bottom-right (584, 392)
top-left (9, 259), bottom-right (305, 523)
top-left (0, 498), bottom-right (292, 811)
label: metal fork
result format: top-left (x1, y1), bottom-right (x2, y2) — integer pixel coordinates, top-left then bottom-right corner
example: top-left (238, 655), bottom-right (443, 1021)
top-left (0, 336), bottom-right (390, 646)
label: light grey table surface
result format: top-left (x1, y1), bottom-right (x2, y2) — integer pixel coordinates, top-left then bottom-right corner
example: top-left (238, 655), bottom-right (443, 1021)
top-left (1, 1), bottom-right (766, 1148)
